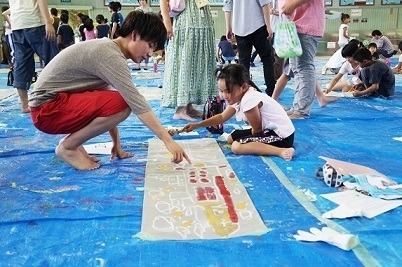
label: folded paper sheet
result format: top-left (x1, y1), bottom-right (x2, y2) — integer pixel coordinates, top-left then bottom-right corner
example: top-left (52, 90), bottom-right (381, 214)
top-left (319, 156), bottom-right (386, 178)
top-left (136, 138), bottom-right (269, 240)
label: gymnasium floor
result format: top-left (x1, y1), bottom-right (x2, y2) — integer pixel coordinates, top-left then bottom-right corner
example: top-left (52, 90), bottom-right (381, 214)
top-left (0, 58), bottom-right (401, 266)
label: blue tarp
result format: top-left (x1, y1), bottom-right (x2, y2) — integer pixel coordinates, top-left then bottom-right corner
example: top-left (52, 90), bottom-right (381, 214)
top-left (0, 59), bottom-right (401, 266)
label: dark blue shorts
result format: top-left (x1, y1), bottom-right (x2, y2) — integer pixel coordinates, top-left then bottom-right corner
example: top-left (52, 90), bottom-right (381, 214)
top-left (12, 25), bottom-right (59, 90)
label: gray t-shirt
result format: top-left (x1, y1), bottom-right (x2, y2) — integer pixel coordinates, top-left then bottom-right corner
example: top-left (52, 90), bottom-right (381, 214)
top-left (29, 38), bottom-right (151, 115)
top-left (223, 0), bottom-right (270, 36)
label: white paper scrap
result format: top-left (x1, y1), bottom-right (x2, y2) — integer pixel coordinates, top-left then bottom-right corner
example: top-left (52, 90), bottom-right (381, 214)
top-left (393, 137), bottom-right (402, 142)
top-left (321, 190), bottom-right (402, 219)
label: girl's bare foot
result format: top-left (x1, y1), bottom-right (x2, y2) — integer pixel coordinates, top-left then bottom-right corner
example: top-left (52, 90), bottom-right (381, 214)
top-left (56, 144), bottom-right (100, 170)
top-left (280, 147), bottom-right (295, 161)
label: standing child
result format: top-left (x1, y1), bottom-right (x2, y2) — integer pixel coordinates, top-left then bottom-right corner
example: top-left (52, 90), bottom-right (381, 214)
top-left (338, 13), bottom-right (351, 49)
top-left (84, 18), bottom-right (96, 41)
top-left (352, 47), bottom-right (395, 98)
top-left (77, 13), bottom-right (88, 41)
top-left (108, 1), bottom-right (120, 39)
top-left (183, 64), bottom-right (295, 161)
top-left (57, 13), bottom-right (75, 49)
top-left (50, 8), bottom-right (60, 32)
top-left (95, 14), bottom-right (110, 39)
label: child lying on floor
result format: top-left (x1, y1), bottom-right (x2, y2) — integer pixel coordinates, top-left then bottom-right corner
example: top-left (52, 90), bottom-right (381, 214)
top-left (182, 64), bottom-right (295, 161)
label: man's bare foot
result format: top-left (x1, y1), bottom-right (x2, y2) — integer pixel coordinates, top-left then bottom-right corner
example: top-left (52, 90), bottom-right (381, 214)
top-left (89, 155), bottom-right (101, 162)
top-left (280, 147), bottom-right (295, 161)
top-left (21, 107), bottom-right (30, 113)
top-left (79, 145), bottom-right (100, 162)
top-left (317, 95), bottom-right (339, 107)
top-left (186, 103), bottom-right (203, 118)
top-left (56, 144), bottom-right (100, 170)
top-left (111, 146), bottom-right (133, 161)
top-left (173, 106), bottom-right (196, 121)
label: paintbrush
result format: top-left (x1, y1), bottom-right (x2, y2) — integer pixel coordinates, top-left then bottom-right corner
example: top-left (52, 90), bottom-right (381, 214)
top-left (167, 127), bottom-right (185, 136)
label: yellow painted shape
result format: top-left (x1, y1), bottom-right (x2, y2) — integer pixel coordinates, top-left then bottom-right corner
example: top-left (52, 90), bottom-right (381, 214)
top-left (162, 186), bottom-right (175, 192)
top-left (203, 204), bottom-right (238, 237)
top-left (181, 220), bottom-right (194, 227)
top-left (156, 164), bottom-right (174, 171)
top-left (236, 202), bottom-right (247, 210)
top-left (193, 163), bottom-right (206, 168)
top-left (172, 210), bottom-right (184, 218)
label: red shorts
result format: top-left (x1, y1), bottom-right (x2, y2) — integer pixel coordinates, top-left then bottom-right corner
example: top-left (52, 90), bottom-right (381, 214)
top-left (30, 90), bottom-right (129, 134)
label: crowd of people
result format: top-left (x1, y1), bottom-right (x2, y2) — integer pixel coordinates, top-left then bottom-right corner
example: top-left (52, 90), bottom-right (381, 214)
top-left (1, 0), bottom-right (400, 170)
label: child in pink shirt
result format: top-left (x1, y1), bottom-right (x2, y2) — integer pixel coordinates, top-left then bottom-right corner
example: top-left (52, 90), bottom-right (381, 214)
top-left (84, 18), bottom-right (96, 41)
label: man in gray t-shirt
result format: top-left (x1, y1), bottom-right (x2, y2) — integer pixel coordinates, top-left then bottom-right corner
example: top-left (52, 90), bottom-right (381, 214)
top-left (29, 11), bottom-right (191, 170)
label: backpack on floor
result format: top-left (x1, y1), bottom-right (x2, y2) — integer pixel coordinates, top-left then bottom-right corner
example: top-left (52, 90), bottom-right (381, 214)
top-left (32, 72), bottom-right (38, 84)
top-left (7, 69), bottom-right (13, 86)
top-left (202, 96), bottom-right (226, 134)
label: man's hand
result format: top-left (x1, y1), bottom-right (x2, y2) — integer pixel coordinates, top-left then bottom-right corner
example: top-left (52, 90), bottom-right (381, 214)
top-left (165, 140), bottom-right (191, 164)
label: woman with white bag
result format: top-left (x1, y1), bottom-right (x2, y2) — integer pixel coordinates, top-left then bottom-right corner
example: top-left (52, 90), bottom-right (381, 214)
top-left (279, 0), bottom-right (325, 119)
